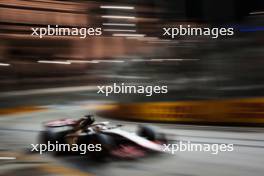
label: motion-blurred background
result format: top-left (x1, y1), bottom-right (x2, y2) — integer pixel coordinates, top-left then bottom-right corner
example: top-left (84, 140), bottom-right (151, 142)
top-left (1, 0), bottom-right (264, 123)
top-left (0, 0), bottom-right (263, 98)
top-left (0, 1), bottom-right (264, 176)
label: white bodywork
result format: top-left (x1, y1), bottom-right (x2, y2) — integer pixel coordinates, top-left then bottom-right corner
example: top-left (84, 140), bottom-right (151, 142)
top-left (45, 119), bottom-right (165, 152)
top-left (102, 128), bottom-right (164, 152)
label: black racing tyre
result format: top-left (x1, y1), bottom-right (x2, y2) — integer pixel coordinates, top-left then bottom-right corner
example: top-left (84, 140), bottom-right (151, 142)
top-left (39, 130), bottom-right (51, 145)
top-left (156, 133), bottom-right (168, 144)
top-left (39, 129), bottom-right (70, 156)
top-left (52, 130), bottom-right (71, 156)
top-left (137, 125), bottom-right (156, 141)
top-left (87, 133), bottom-right (114, 160)
top-left (38, 130), bottom-right (58, 155)
top-left (138, 126), bottom-right (167, 144)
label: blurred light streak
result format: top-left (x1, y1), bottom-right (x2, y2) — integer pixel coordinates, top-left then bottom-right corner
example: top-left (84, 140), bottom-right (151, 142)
top-left (150, 58), bottom-right (199, 61)
top-left (93, 60), bottom-right (125, 63)
top-left (0, 63), bottom-right (10, 66)
top-left (137, 37), bottom-right (159, 41)
top-left (126, 37), bottom-right (159, 41)
top-left (113, 33), bottom-right (145, 37)
top-left (101, 15), bottom-right (136, 19)
top-left (67, 60), bottom-right (99, 63)
top-left (131, 59), bottom-right (150, 62)
top-left (249, 11), bottom-right (264, 15)
top-left (129, 58), bottom-right (199, 62)
top-left (100, 5), bottom-right (135, 10)
top-left (104, 29), bottom-right (136, 32)
top-left (37, 60), bottom-right (71, 65)
top-left (0, 157), bottom-right (16, 160)
top-left (102, 23), bottom-right (136, 26)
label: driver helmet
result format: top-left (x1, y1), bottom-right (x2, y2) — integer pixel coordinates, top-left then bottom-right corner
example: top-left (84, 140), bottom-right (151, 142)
top-left (79, 115), bottom-right (95, 128)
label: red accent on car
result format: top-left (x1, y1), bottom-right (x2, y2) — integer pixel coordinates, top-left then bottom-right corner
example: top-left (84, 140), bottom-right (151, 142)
top-left (111, 145), bottom-right (145, 158)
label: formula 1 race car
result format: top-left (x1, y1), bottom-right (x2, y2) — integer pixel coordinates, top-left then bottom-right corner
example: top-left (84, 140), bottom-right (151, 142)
top-left (39, 116), bottom-right (167, 159)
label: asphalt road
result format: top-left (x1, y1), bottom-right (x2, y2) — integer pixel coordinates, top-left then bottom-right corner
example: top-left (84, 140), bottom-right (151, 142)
top-left (0, 88), bottom-right (264, 176)
top-left (0, 104), bottom-right (264, 176)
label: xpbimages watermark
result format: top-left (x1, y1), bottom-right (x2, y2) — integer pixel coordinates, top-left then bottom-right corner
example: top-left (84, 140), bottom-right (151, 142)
top-left (31, 141), bottom-right (102, 155)
top-left (31, 25), bottom-right (102, 38)
top-left (97, 83), bottom-right (168, 96)
top-left (163, 25), bottom-right (234, 39)
top-left (163, 141), bottom-right (234, 155)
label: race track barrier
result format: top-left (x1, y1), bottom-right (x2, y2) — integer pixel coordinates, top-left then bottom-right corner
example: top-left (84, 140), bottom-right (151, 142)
top-left (98, 97), bottom-right (264, 126)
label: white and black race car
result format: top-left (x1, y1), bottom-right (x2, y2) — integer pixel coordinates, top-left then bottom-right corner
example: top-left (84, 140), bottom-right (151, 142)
top-left (39, 117), bottom-right (167, 159)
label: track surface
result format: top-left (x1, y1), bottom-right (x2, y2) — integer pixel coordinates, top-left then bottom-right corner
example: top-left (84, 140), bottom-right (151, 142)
top-left (0, 88), bottom-right (264, 176)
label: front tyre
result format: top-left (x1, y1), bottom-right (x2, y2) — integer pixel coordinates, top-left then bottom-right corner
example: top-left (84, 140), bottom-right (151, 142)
top-left (137, 125), bottom-right (167, 144)
top-left (80, 133), bottom-right (114, 160)
top-left (137, 125), bottom-right (156, 141)
top-left (39, 130), bottom-right (51, 145)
